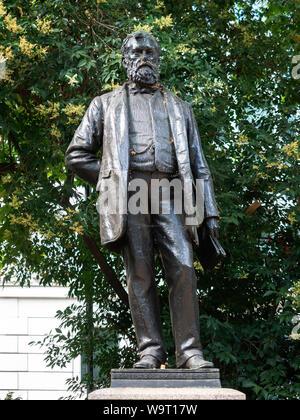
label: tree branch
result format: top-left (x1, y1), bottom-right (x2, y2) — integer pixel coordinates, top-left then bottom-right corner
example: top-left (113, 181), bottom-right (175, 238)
top-left (82, 234), bottom-right (129, 308)
top-left (48, 174), bottom-right (129, 309)
top-left (0, 162), bottom-right (18, 174)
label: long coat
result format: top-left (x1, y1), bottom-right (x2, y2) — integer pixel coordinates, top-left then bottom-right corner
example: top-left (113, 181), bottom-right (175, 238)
top-left (65, 83), bottom-right (219, 251)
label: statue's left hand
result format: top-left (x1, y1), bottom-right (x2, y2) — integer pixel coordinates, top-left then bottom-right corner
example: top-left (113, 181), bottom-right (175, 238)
top-left (205, 217), bottom-right (219, 238)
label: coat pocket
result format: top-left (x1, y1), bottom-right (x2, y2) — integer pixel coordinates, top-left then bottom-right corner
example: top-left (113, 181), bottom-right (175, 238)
top-left (101, 168), bottom-right (111, 178)
top-left (96, 169), bottom-right (111, 191)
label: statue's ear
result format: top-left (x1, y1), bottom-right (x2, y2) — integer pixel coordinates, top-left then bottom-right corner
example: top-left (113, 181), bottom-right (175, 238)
top-left (154, 51), bottom-right (161, 67)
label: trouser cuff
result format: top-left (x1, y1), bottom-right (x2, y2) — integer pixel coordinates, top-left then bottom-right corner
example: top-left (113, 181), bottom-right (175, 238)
top-left (140, 348), bottom-right (166, 364)
top-left (177, 349), bottom-right (203, 368)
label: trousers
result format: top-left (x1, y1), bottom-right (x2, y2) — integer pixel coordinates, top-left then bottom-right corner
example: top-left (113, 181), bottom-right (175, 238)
top-left (121, 170), bottom-right (203, 367)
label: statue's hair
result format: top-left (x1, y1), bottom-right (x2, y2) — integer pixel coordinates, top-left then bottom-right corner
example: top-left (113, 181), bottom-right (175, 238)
top-left (121, 30), bottom-right (161, 59)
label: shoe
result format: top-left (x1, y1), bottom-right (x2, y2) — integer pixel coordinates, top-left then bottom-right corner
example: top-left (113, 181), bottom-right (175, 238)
top-left (133, 354), bottom-right (161, 369)
top-left (183, 355), bottom-right (214, 370)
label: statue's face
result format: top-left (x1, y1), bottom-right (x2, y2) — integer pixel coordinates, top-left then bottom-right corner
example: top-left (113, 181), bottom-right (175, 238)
top-left (123, 36), bottom-right (160, 86)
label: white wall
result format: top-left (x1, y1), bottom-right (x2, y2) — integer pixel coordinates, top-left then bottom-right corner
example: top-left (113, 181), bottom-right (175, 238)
top-left (0, 285), bottom-right (81, 400)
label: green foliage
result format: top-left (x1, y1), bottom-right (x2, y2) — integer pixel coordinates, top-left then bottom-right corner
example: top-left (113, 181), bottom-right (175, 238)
top-left (0, 0), bottom-right (299, 399)
top-left (1, 391), bottom-right (22, 400)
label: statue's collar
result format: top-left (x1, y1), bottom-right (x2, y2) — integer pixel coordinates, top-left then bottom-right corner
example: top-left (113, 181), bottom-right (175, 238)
top-left (127, 81), bottom-right (163, 96)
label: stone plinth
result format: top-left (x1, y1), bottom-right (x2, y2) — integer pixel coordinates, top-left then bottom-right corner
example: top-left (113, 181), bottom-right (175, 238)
top-left (88, 368), bottom-right (246, 400)
top-left (110, 368), bottom-right (221, 388)
top-left (88, 387), bottom-right (246, 400)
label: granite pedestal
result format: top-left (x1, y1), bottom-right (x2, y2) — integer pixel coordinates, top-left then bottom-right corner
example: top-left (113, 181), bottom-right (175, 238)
top-left (88, 368), bottom-right (246, 400)
top-left (110, 368), bottom-right (221, 388)
top-left (88, 387), bottom-right (245, 400)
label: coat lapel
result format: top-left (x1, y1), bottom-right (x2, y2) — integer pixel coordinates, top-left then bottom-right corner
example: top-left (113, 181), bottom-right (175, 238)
top-left (163, 88), bottom-right (191, 175)
top-left (109, 83), bottom-right (129, 172)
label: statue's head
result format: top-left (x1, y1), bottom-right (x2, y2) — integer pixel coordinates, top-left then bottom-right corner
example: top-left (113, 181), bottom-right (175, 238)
top-left (121, 30), bottom-right (161, 86)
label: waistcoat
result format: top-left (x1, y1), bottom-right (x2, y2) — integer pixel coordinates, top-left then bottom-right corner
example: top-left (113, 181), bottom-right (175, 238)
top-left (128, 90), bottom-right (178, 173)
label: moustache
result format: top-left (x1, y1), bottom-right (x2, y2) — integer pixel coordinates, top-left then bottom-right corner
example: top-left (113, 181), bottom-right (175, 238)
top-left (137, 60), bottom-right (155, 69)
top-left (133, 58), bottom-right (157, 72)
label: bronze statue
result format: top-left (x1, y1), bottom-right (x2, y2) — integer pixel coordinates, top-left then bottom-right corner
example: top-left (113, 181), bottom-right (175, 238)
top-left (65, 31), bottom-right (221, 370)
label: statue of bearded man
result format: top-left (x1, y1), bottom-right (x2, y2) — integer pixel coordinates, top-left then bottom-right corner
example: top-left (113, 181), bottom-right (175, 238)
top-left (65, 31), bottom-right (220, 370)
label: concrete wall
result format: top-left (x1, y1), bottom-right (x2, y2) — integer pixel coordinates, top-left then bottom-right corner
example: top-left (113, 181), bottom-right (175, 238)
top-left (0, 285), bottom-right (81, 400)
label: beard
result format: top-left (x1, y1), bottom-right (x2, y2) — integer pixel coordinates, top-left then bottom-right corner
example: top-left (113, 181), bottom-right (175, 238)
top-left (127, 58), bottom-right (159, 86)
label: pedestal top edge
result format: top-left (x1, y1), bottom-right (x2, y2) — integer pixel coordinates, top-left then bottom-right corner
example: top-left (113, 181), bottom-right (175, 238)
top-left (111, 368), bottom-right (219, 373)
top-left (88, 387), bottom-right (246, 400)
